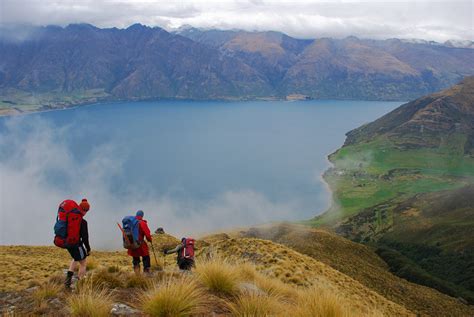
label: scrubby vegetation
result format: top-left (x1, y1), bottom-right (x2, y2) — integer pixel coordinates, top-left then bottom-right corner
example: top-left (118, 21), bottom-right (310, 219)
top-left (1, 230), bottom-right (472, 316)
top-left (376, 245), bottom-right (474, 304)
top-left (141, 277), bottom-right (206, 317)
top-left (68, 279), bottom-right (114, 317)
top-left (196, 257), bottom-right (240, 296)
top-left (0, 236), bottom-right (408, 316)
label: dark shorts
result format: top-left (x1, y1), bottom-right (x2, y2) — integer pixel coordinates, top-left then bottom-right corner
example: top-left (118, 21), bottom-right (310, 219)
top-left (67, 244), bottom-right (87, 261)
top-left (178, 258), bottom-right (195, 271)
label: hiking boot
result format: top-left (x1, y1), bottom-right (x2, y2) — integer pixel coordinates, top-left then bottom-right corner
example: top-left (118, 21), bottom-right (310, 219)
top-left (65, 271), bottom-right (74, 289)
top-left (133, 266), bottom-right (141, 275)
top-left (144, 267), bottom-right (153, 276)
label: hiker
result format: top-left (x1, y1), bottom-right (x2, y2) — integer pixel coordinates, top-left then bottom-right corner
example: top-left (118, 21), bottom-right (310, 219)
top-left (164, 237), bottom-right (195, 271)
top-left (124, 210), bottom-right (153, 274)
top-left (53, 198), bottom-right (91, 289)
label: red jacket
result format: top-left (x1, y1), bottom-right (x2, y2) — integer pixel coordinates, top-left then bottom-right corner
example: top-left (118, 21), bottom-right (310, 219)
top-left (127, 216), bottom-right (152, 257)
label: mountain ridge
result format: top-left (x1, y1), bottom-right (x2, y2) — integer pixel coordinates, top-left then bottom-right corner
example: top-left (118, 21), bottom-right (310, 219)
top-left (1, 24), bottom-right (474, 115)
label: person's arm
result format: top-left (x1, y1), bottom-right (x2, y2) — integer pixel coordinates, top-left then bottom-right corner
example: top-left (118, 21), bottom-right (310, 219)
top-left (164, 244), bottom-right (183, 255)
top-left (141, 220), bottom-right (152, 242)
top-left (81, 219), bottom-right (91, 253)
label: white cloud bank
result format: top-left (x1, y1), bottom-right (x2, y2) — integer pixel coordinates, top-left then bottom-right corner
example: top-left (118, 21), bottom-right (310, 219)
top-left (0, 0), bottom-right (472, 42)
top-left (0, 116), bottom-right (314, 249)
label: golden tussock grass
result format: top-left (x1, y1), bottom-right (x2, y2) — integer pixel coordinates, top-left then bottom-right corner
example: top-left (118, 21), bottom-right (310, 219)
top-left (196, 257), bottom-right (240, 296)
top-left (124, 272), bottom-right (150, 289)
top-left (254, 274), bottom-right (298, 302)
top-left (85, 257), bottom-right (99, 270)
top-left (85, 268), bottom-right (123, 289)
top-left (141, 277), bottom-right (206, 317)
top-left (107, 265), bottom-right (121, 273)
top-left (236, 261), bottom-right (259, 281)
top-left (228, 290), bottom-right (285, 317)
top-left (235, 260), bottom-right (298, 302)
top-left (291, 286), bottom-right (353, 317)
top-left (32, 281), bottom-right (61, 306)
top-left (68, 279), bottom-right (113, 317)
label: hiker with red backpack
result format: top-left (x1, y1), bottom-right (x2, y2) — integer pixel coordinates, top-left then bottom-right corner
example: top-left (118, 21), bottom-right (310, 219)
top-left (164, 237), bottom-right (195, 271)
top-left (120, 210), bottom-right (153, 274)
top-left (53, 198), bottom-right (91, 289)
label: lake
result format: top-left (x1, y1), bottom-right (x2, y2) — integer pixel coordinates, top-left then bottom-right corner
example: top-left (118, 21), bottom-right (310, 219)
top-left (0, 100), bottom-right (401, 248)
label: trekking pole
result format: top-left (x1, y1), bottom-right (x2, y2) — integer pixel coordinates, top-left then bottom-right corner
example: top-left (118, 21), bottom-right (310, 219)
top-left (150, 242), bottom-right (159, 269)
top-left (163, 251), bottom-right (166, 271)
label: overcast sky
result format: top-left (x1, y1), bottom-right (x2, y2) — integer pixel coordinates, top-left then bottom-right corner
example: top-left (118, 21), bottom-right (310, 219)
top-left (0, 0), bottom-right (472, 42)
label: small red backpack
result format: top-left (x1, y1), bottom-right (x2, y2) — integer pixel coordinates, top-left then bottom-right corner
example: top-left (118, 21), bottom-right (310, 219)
top-left (181, 238), bottom-right (195, 259)
top-left (53, 200), bottom-right (83, 248)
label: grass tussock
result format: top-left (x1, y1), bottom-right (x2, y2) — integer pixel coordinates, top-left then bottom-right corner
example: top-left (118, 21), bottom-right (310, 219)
top-left (68, 279), bottom-right (113, 317)
top-left (86, 257), bottom-right (99, 270)
top-left (48, 272), bottom-right (66, 286)
top-left (125, 273), bottom-right (149, 289)
top-left (254, 274), bottom-right (298, 302)
top-left (291, 286), bottom-right (350, 317)
top-left (86, 269), bottom-right (123, 289)
top-left (32, 281), bottom-right (61, 306)
top-left (196, 257), bottom-right (240, 296)
top-left (107, 265), bottom-right (121, 273)
top-left (237, 262), bottom-right (259, 282)
top-left (141, 277), bottom-right (206, 317)
top-left (228, 291), bottom-right (284, 317)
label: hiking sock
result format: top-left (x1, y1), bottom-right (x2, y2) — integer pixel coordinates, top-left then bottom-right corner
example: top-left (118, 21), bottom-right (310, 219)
top-left (65, 271), bottom-right (74, 288)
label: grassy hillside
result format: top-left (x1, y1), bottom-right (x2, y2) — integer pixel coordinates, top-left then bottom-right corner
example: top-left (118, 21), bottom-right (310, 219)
top-left (237, 223), bottom-right (473, 316)
top-left (2, 229), bottom-right (472, 316)
top-left (310, 77), bottom-right (474, 304)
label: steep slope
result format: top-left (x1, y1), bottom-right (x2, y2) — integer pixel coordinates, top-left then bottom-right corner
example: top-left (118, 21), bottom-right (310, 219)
top-left (282, 37), bottom-right (429, 100)
top-left (235, 223), bottom-right (473, 316)
top-left (344, 76), bottom-right (474, 152)
top-left (2, 228), bottom-right (473, 315)
top-left (313, 77), bottom-right (474, 303)
top-left (0, 233), bottom-right (412, 316)
top-left (178, 28), bottom-right (312, 89)
top-left (201, 234), bottom-right (412, 316)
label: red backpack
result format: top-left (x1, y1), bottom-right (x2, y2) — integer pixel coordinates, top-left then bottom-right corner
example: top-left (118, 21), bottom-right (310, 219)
top-left (181, 238), bottom-right (195, 259)
top-left (53, 200), bottom-right (83, 248)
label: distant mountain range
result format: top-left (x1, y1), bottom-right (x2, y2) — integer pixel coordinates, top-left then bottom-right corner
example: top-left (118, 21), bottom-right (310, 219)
top-left (0, 23), bottom-right (473, 113)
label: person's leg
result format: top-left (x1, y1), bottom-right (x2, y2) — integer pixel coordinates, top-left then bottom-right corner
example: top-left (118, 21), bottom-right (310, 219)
top-left (142, 255), bottom-right (151, 273)
top-left (78, 259), bottom-right (87, 279)
top-left (132, 257), bottom-right (141, 274)
top-left (68, 259), bottom-right (77, 272)
top-left (65, 260), bottom-right (76, 288)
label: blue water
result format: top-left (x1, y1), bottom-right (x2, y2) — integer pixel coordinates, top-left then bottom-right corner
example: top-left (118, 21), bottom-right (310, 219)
top-left (0, 100), bottom-right (401, 246)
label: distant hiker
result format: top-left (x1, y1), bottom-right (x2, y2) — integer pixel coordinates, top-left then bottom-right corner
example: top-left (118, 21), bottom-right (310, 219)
top-left (53, 198), bottom-right (91, 289)
top-left (164, 237), bottom-right (195, 271)
top-left (120, 210), bottom-right (153, 274)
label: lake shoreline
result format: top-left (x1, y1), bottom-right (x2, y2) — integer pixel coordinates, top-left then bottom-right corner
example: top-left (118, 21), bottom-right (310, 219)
top-left (0, 95), bottom-right (407, 117)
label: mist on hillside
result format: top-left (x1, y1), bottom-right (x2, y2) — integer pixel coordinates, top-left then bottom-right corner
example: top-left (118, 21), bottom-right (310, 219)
top-left (0, 116), bottom-right (327, 249)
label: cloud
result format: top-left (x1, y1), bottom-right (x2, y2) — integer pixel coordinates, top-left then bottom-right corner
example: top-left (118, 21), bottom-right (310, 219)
top-left (0, 116), bottom-right (313, 249)
top-left (0, 0), bottom-right (472, 41)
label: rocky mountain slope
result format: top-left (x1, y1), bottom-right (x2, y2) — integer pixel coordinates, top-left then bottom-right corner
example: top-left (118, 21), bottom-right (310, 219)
top-left (1, 24), bottom-right (473, 115)
top-left (313, 77), bottom-right (474, 304)
top-left (179, 28), bottom-right (474, 100)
